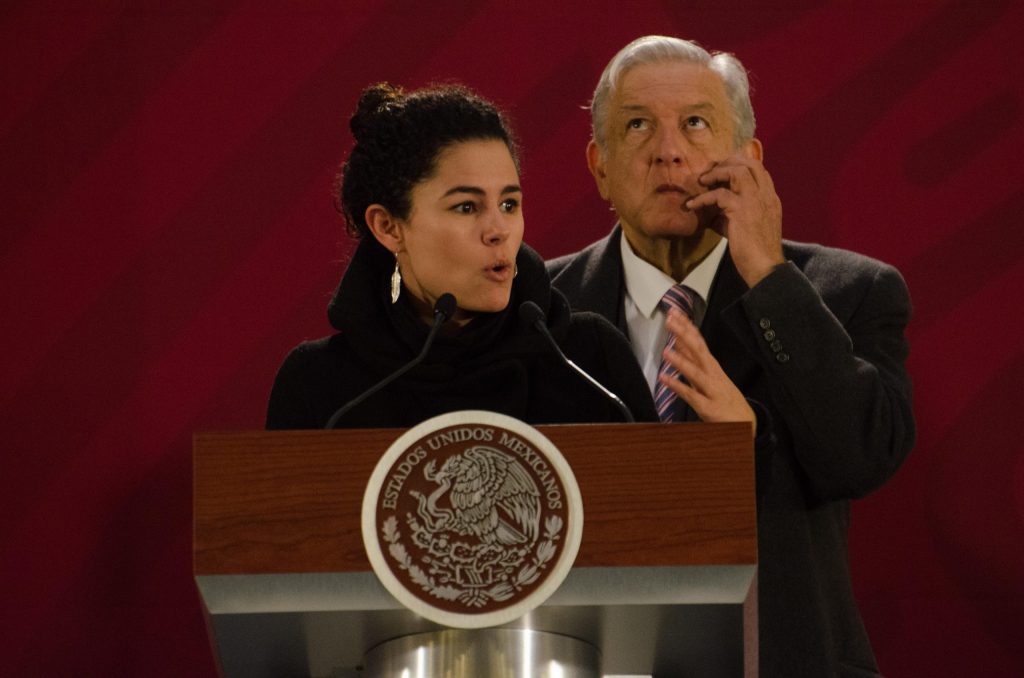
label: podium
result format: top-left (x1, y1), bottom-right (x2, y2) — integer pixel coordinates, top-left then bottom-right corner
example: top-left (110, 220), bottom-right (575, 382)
top-left (194, 423), bottom-right (757, 677)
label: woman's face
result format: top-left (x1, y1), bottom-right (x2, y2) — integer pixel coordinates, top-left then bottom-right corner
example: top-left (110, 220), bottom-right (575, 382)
top-left (393, 139), bottom-right (524, 324)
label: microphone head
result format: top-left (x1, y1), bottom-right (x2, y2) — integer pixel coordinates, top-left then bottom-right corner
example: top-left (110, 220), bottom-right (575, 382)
top-left (433, 293), bottom-right (457, 322)
top-left (518, 300), bottom-right (546, 328)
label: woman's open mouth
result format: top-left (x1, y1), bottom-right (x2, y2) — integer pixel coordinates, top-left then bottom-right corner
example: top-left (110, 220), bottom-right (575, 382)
top-left (484, 259), bottom-right (513, 282)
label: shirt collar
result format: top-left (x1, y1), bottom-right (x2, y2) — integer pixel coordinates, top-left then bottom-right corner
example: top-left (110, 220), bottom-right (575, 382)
top-left (620, 232), bottom-right (728, 318)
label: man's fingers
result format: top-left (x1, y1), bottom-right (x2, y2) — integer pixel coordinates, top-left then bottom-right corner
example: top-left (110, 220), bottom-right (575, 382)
top-left (662, 345), bottom-right (700, 388)
top-left (658, 371), bottom-right (707, 409)
top-left (666, 310), bottom-right (713, 369)
top-left (698, 155), bottom-right (767, 189)
top-left (686, 187), bottom-right (735, 212)
top-left (661, 309), bottom-right (756, 429)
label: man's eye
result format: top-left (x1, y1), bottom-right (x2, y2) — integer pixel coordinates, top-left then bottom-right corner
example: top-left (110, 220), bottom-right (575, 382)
top-left (627, 118), bottom-right (649, 131)
top-left (685, 116), bottom-right (708, 130)
top-left (500, 198), bottom-right (520, 213)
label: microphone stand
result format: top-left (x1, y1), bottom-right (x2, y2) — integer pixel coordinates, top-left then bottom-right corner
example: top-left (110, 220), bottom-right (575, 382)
top-left (519, 301), bottom-right (635, 423)
top-left (324, 293), bottom-right (456, 429)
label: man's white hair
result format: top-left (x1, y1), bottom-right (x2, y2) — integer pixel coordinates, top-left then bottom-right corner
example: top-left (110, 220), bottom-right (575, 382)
top-left (590, 35), bottom-right (755, 151)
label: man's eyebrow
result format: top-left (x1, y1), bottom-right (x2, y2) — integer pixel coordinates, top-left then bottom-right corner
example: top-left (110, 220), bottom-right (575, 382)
top-left (616, 102), bottom-right (718, 115)
top-left (441, 184), bottom-right (522, 198)
top-left (683, 102), bottom-right (717, 115)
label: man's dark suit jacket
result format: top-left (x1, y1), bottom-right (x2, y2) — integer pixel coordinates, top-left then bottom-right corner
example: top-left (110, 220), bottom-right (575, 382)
top-left (547, 225), bottom-right (915, 678)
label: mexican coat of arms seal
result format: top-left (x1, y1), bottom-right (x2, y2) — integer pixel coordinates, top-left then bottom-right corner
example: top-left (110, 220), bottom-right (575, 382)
top-left (361, 410), bottom-right (583, 628)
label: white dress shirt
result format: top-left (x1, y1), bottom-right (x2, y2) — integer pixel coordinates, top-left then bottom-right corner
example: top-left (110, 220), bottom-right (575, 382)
top-left (620, 235), bottom-right (728, 392)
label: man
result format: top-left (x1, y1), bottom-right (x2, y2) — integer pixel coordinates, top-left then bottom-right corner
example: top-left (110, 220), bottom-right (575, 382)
top-left (548, 36), bottom-right (915, 677)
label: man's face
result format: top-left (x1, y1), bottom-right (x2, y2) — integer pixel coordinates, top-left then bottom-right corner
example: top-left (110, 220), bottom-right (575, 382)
top-left (588, 61), bottom-right (741, 246)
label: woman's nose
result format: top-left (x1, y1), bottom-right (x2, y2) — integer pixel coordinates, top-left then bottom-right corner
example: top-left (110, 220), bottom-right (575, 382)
top-left (482, 210), bottom-right (510, 245)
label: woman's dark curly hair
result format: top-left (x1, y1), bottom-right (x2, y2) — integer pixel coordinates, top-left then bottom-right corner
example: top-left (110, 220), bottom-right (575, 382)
top-left (337, 82), bottom-right (520, 240)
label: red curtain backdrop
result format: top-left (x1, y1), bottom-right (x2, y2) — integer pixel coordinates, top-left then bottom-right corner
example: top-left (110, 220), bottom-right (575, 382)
top-left (3, 2), bottom-right (1022, 675)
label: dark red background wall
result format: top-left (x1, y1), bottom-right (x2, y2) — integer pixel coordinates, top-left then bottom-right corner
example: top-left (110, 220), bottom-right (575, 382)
top-left (3, 2), bottom-right (1022, 675)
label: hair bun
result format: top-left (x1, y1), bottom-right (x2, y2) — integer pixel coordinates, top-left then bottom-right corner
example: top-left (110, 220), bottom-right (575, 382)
top-left (350, 82), bottom-right (404, 140)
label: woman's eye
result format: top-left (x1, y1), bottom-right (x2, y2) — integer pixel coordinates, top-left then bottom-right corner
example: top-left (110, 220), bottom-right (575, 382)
top-left (500, 198), bottom-right (520, 213)
top-left (452, 202), bottom-right (477, 214)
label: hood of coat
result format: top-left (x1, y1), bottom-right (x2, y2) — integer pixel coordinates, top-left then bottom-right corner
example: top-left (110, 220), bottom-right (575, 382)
top-left (326, 238), bottom-right (572, 385)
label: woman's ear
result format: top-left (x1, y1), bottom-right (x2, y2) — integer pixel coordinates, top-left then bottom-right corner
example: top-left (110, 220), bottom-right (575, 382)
top-left (365, 204), bottom-right (403, 253)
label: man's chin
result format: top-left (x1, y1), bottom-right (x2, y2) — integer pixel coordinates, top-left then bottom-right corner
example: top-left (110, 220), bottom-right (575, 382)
top-left (647, 219), bottom-right (705, 240)
top-left (621, 211), bottom-right (712, 244)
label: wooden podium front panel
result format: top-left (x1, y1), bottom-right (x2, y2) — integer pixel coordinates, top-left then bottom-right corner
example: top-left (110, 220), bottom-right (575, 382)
top-left (547, 422), bottom-right (755, 568)
top-left (194, 423), bottom-right (755, 576)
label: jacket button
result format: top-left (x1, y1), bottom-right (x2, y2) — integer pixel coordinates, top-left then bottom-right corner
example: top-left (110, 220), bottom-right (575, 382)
top-left (770, 340), bottom-right (783, 352)
top-left (759, 318), bottom-right (771, 330)
top-left (776, 352), bottom-right (790, 363)
top-left (763, 329), bottom-right (776, 342)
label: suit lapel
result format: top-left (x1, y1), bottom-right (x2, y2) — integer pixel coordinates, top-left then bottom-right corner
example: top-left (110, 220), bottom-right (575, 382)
top-left (566, 226), bottom-right (628, 334)
top-left (703, 249), bottom-right (761, 391)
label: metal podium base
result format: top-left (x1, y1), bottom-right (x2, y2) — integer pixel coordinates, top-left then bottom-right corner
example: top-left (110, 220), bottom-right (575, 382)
top-left (362, 628), bottom-right (600, 678)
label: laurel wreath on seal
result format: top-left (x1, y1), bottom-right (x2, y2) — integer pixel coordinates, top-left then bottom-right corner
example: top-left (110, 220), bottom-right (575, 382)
top-left (381, 514), bottom-right (563, 608)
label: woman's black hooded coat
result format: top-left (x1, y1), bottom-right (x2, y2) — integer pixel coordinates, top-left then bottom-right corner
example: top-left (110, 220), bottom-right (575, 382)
top-left (266, 241), bottom-right (657, 429)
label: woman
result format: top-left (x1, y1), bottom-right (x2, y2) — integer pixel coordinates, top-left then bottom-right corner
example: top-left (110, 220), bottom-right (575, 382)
top-left (266, 82), bottom-right (656, 429)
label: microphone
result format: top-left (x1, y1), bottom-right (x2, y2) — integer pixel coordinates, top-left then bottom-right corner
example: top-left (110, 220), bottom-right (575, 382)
top-left (324, 293), bottom-right (457, 429)
top-left (518, 301), bottom-right (634, 423)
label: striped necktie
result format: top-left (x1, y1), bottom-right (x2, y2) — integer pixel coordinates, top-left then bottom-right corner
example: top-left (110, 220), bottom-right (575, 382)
top-left (653, 284), bottom-right (697, 422)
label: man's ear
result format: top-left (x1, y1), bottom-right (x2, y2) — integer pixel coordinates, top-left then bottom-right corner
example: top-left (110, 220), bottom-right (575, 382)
top-left (365, 204), bottom-right (403, 253)
top-left (586, 140), bottom-right (611, 201)
top-left (741, 137), bottom-right (764, 162)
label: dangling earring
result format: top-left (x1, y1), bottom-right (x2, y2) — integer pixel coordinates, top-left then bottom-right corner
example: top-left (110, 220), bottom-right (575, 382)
top-left (513, 265), bottom-right (518, 278)
top-left (390, 255), bottom-right (402, 304)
